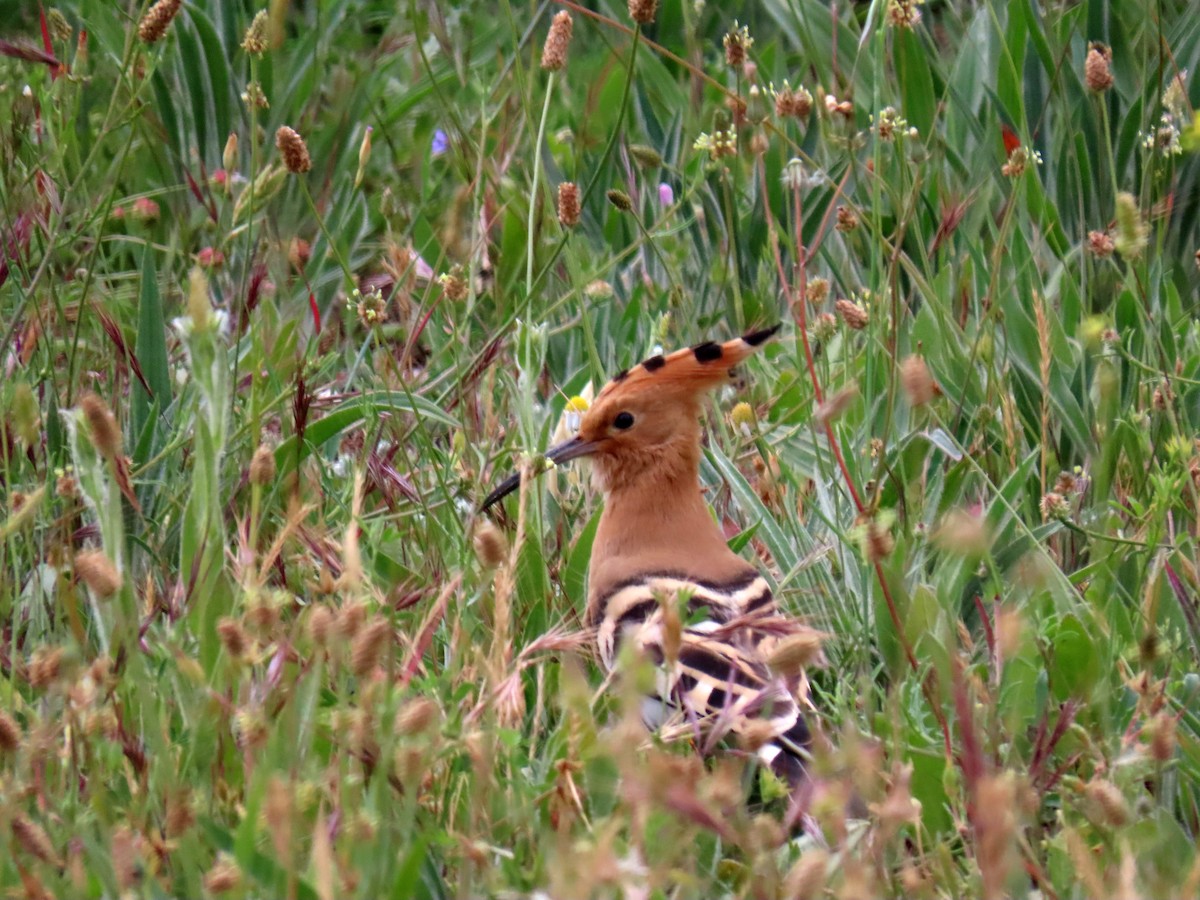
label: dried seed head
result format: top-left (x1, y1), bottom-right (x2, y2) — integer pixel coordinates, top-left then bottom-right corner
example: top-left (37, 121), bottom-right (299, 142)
top-left (289, 237), bottom-right (311, 271)
top-left (436, 267), bottom-right (468, 302)
top-left (1087, 229), bottom-right (1115, 257)
top-left (396, 697), bottom-right (441, 735)
top-left (217, 617), bottom-right (250, 660)
top-left (308, 604), bottom-right (335, 646)
top-left (1085, 43), bottom-right (1114, 92)
top-left (835, 298), bottom-right (869, 330)
top-left (806, 277), bottom-right (830, 306)
top-left (764, 630), bottom-right (824, 676)
top-left (887, 0), bottom-right (923, 30)
top-left (351, 617), bottom-right (391, 676)
top-left (1148, 712), bottom-right (1177, 762)
top-left (835, 205), bottom-right (859, 232)
top-left (75, 550), bottom-right (122, 598)
top-left (540, 10), bottom-right (573, 72)
top-left (865, 517), bottom-right (894, 563)
top-left (0, 708), bottom-right (22, 752)
top-left (773, 82), bottom-right (813, 119)
top-left (165, 789), bottom-right (195, 837)
top-left (628, 0), bottom-right (658, 26)
top-left (29, 646), bottom-right (65, 689)
top-left (814, 382), bottom-right (858, 425)
top-left (900, 355), bottom-right (935, 406)
top-left (80, 393), bottom-right (122, 459)
top-left (11, 814), bottom-right (60, 865)
top-left (473, 519), bottom-right (508, 569)
top-left (784, 848), bottom-right (830, 900)
top-left (275, 126), bottom-right (312, 174)
top-left (242, 10), bottom-right (269, 55)
top-left (606, 189), bottom-right (633, 211)
top-left (249, 443), bottom-right (276, 486)
top-left (749, 130), bottom-right (770, 155)
top-left (203, 853), bottom-right (243, 893)
top-left (1083, 778), bottom-right (1130, 827)
top-left (137, 0), bottom-right (182, 44)
top-left (723, 22), bottom-right (752, 68)
top-left (557, 182), bottom-right (581, 227)
top-left (932, 508), bottom-right (991, 556)
top-left (810, 312), bottom-right (837, 343)
top-left (1040, 491), bottom-right (1070, 521)
top-left (1114, 191), bottom-right (1148, 259)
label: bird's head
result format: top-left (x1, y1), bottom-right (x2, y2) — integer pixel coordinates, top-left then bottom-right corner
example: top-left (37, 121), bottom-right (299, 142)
top-left (482, 324), bottom-right (780, 509)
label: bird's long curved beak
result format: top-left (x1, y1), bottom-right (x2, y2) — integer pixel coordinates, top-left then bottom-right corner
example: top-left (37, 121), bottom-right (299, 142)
top-left (480, 436), bottom-right (599, 512)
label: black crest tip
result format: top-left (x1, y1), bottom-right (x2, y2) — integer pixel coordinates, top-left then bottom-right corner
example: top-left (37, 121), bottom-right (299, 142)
top-left (692, 341), bottom-right (724, 363)
top-left (742, 323), bottom-right (782, 347)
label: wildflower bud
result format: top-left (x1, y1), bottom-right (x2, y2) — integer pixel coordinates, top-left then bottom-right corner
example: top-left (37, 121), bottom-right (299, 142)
top-left (223, 133), bottom-right (238, 173)
top-left (749, 131), bottom-right (770, 155)
top-left (80, 393), bottom-right (122, 459)
top-left (864, 517), bottom-right (894, 563)
top-left (835, 205), bottom-right (859, 232)
top-left (730, 401), bottom-right (756, 435)
top-left (557, 181), bottom-right (581, 227)
top-left (1083, 779), bottom-right (1129, 827)
top-left (1087, 230), bottom-right (1115, 258)
top-left (1084, 43), bottom-right (1114, 93)
top-left (217, 617), bottom-right (250, 660)
top-left (657, 182), bottom-right (674, 206)
top-left (275, 126), bottom-right (312, 174)
top-left (584, 280), bottom-right (614, 299)
top-left (540, 10), bottom-right (573, 72)
top-left (901, 355), bottom-right (935, 406)
top-left (606, 189), bottom-right (633, 211)
top-left (203, 854), bottom-right (243, 893)
top-left (835, 298), bottom-right (869, 330)
top-left (249, 444), bottom-right (276, 486)
top-left (242, 10), bottom-right (269, 55)
top-left (1039, 491), bottom-right (1070, 521)
top-left (137, 0), bottom-right (182, 44)
top-left (473, 519), bottom-right (508, 569)
top-left (11, 814), bottom-right (60, 865)
top-left (814, 383), bottom-right (858, 425)
top-left (351, 617), bottom-right (391, 677)
top-left (188, 266), bottom-right (212, 331)
top-left (628, 0), bottom-right (658, 26)
top-left (354, 126), bottom-right (372, 189)
top-left (723, 23), bottom-right (752, 68)
top-left (75, 550), bottom-right (121, 598)
top-left (628, 144), bottom-right (663, 168)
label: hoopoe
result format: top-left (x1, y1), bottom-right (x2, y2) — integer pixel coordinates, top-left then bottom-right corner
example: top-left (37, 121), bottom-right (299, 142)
top-left (483, 325), bottom-right (817, 786)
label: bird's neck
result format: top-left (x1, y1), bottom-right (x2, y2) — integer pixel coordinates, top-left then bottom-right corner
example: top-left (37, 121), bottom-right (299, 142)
top-left (585, 452), bottom-right (756, 621)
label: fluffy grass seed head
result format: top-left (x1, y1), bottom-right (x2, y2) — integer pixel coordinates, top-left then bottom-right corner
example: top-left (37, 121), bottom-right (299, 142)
top-left (75, 550), bottom-right (121, 598)
top-left (1114, 191), bottom-right (1149, 259)
top-left (835, 298), bottom-right (869, 330)
top-left (901, 355), bottom-right (935, 406)
top-left (276, 125), bottom-right (311, 174)
top-left (79, 393), bottom-right (122, 459)
top-left (137, 0), bottom-right (181, 44)
top-left (541, 10), bottom-right (573, 72)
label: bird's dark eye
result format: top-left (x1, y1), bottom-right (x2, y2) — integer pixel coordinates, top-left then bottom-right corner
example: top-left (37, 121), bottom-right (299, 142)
top-left (613, 411), bottom-right (635, 430)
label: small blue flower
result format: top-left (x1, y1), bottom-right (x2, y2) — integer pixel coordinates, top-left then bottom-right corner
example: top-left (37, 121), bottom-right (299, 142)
top-left (431, 129), bottom-right (448, 157)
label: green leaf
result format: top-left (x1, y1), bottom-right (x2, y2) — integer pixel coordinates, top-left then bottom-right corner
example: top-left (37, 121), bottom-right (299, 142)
top-left (131, 246), bottom-right (171, 465)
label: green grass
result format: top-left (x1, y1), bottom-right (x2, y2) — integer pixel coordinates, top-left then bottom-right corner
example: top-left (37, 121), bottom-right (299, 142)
top-left (2, 0), bottom-right (1200, 896)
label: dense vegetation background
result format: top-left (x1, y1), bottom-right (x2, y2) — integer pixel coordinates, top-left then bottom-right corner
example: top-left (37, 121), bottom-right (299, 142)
top-left (2, 0), bottom-right (1200, 896)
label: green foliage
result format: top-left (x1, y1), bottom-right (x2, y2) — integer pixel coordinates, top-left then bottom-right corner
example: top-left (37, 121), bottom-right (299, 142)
top-left (2, 0), bottom-right (1200, 897)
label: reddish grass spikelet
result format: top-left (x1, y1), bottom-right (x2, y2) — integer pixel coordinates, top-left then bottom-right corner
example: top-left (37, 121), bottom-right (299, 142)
top-left (0, 708), bottom-right (21, 752)
top-left (11, 814), bottom-right (60, 866)
top-left (137, 0), bottom-right (181, 44)
top-left (835, 298), bottom-right (868, 330)
top-left (1085, 43), bottom-right (1114, 92)
top-left (276, 126), bottom-right (312, 174)
top-left (557, 182), bottom-right (580, 227)
top-left (540, 10), bottom-right (573, 72)
top-left (203, 854), bottom-right (242, 893)
top-left (249, 443), bottom-right (276, 486)
top-left (900, 354), bottom-right (935, 406)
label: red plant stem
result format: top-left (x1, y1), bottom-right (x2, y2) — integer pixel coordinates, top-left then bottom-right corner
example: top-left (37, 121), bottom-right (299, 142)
top-left (759, 159), bottom-right (949, 752)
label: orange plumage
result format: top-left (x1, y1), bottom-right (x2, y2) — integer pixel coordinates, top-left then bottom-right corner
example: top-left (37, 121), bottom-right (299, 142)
top-left (483, 324), bottom-right (819, 785)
